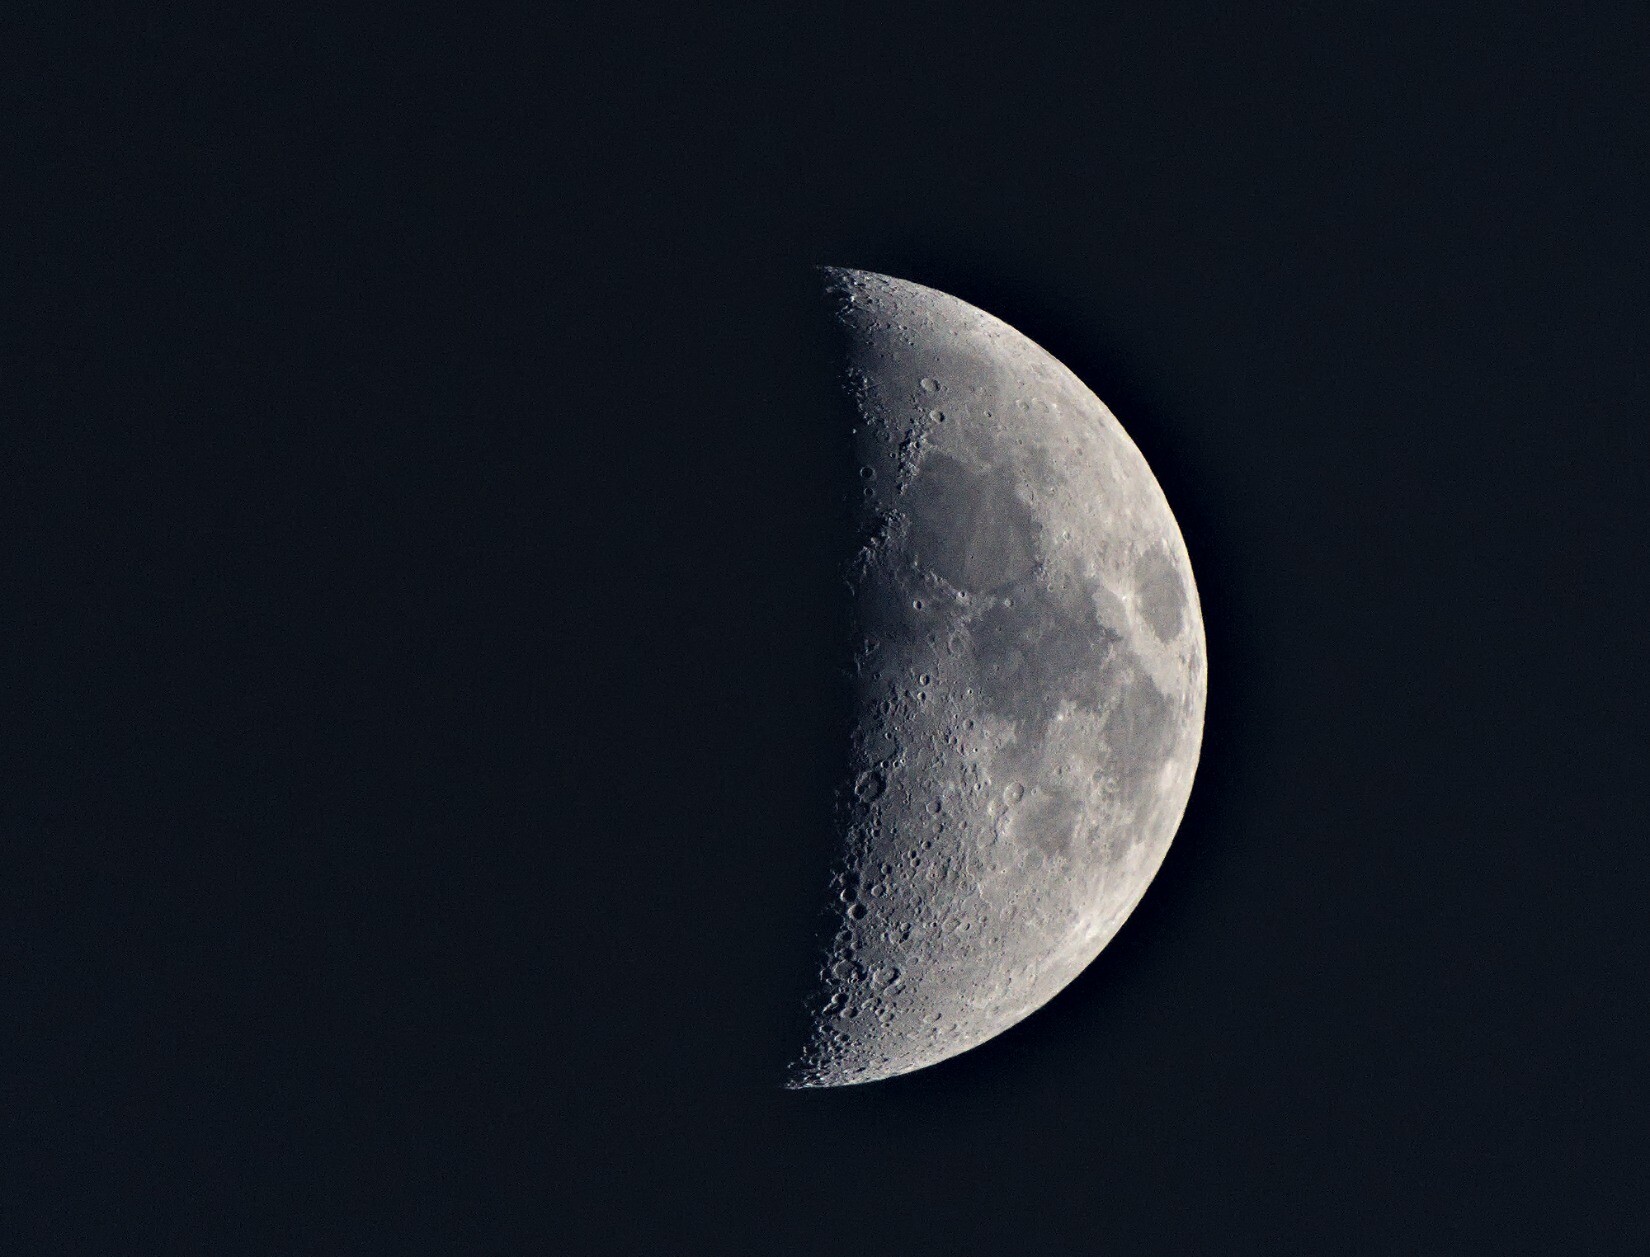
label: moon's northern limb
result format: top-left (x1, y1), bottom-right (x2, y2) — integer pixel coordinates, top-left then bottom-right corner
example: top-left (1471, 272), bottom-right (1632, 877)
top-left (788, 269), bottom-right (1206, 1089)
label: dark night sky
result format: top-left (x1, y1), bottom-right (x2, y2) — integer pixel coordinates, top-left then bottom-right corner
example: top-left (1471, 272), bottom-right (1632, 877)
top-left (7, 5), bottom-right (1647, 1252)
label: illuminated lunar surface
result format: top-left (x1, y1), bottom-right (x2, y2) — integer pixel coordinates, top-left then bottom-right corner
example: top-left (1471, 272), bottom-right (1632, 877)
top-left (788, 269), bottom-right (1207, 1088)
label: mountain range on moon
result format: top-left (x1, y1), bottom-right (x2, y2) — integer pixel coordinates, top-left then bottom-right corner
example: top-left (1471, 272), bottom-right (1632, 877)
top-left (787, 268), bottom-right (1207, 1089)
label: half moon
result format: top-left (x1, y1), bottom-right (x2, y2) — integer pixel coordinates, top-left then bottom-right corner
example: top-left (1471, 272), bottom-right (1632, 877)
top-left (788, 268), bottom-right (1207, 1088)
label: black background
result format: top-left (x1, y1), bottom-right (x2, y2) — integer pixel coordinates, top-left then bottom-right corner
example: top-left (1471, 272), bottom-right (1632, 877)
top-left (7, 5), bottom-right (1647, 1252)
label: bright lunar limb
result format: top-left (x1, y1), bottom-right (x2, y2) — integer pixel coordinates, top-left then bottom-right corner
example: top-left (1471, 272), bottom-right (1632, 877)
top-left (787, 268), bottom-right (1207, 1088)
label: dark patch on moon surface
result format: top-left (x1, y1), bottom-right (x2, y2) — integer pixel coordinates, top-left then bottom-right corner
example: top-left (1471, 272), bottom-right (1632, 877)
top-left (1133, 543), bottom-right (1187, 642)
top-left (902, 454), bottom-right (1040, 593)
top-left (969, 584), bottom-right (1124, 730)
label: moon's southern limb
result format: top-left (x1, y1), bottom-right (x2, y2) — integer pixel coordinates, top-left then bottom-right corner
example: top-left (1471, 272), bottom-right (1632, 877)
top-left (787, 268), bottom-right (1207, 1089)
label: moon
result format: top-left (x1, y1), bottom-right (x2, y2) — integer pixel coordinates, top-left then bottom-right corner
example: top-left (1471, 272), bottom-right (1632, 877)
top-left (787, 268), bottom-right (1207, 1088)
